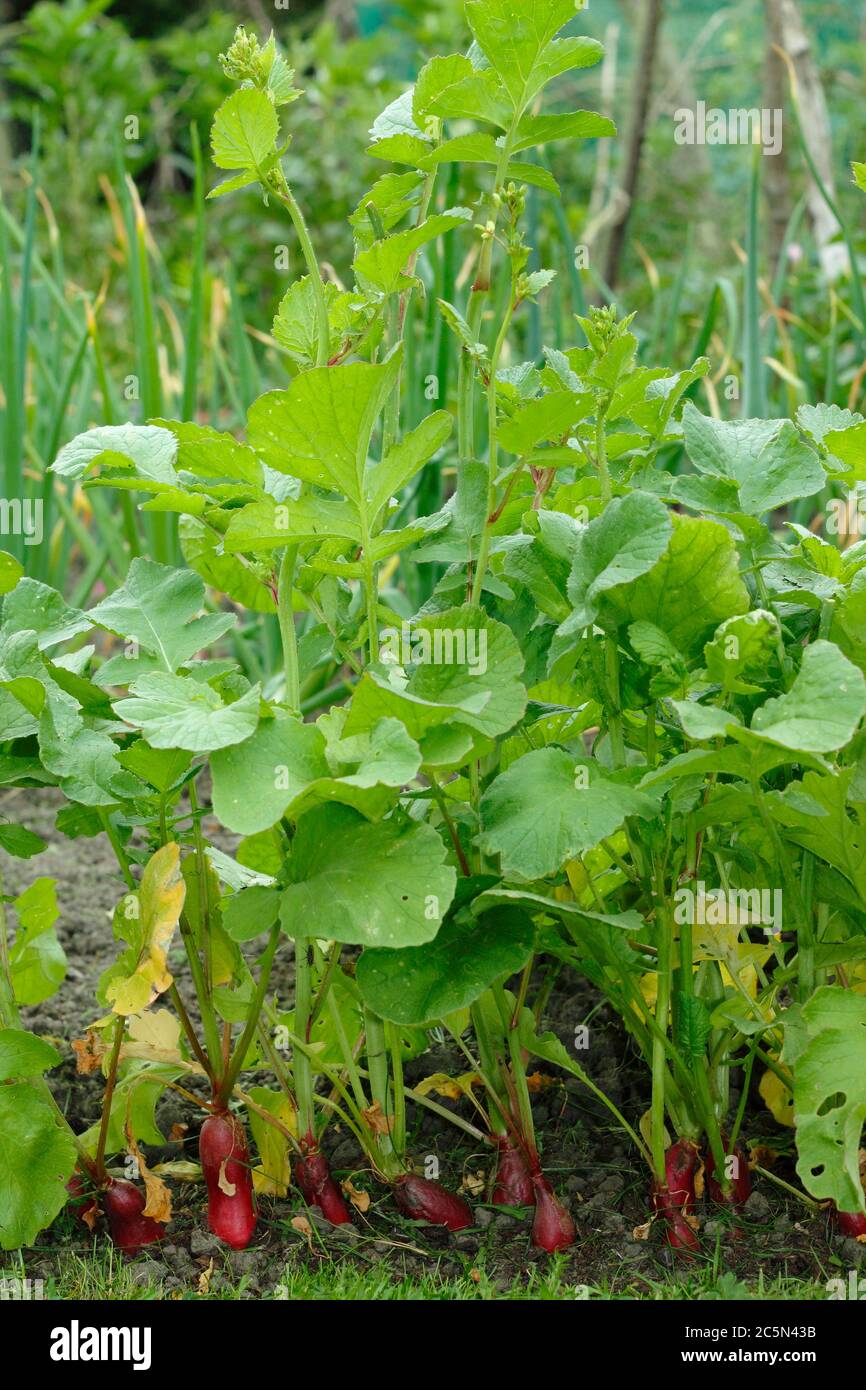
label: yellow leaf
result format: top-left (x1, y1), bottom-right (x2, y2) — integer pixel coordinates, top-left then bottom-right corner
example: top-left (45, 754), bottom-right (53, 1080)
top-left (341, 1179), bottom-right (371, 1213)
top-left (414, 1070), bottom-right (480, 1101)
top-left (107, 843), bottom-right (185, 1016)
top-left (759, 1065), bottom-right (795, 1128)
top-left (125, 1130), bottom-right (172, 1224)
top-left (247, 1086), bottom-right (296, 1198)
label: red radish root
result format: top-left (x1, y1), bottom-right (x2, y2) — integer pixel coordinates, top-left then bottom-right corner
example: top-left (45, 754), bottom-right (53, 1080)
top-left (832, 1206), bottom-right (866, 1239)
top-left (200, 1112), bottom-right (257, 1250)
top-left (393, 1174), bottom-right (473, 1231)
top-left (295, 1132), bottom-right (352, 1225)
top-left (530, 1172), bottom-right (575, 1252)
top-left (705, 1138), bottom-right (752, 1211)
top-left (493, 1137), bottom-right (535, 1207)
top-left (102, 1179), bottom-right (165, 1254)
top-left (652, 1138), bottom-right (701, 1252)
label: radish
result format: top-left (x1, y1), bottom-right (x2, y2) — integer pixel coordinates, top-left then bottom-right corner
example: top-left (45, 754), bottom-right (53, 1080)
top-left (199, 1112), bottom-right (257, 1250)
top-left (651, 1138), bottom-right (700, 1251)
top-left (705, 1138), bottom-right (751, 1211)
top-left (393, 1174), bottom-right (473, 1231)
top-left (492, 1137), bottom-right (535, 1207)
top-left (295, 1132), bottom-right (352, 1225)
top-left (102, 1179), bottom-right (165, 1254)
top-left (530, 1172), bottom-right (575, 1252)
top-left (832, 1206), bottom-right (866, 1239)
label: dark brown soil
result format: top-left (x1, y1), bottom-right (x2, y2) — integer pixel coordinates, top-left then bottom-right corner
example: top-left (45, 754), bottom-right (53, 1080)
top-left (3, 788), bottom-right (859, 1299)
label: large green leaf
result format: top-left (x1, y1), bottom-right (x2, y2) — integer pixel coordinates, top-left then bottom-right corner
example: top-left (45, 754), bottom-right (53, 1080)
top-left (211, 710), bottom-right (419, 836)
top-left (682, 405), bottom-right (825, 515)
top-left (750, 641), bottom-right (866, 753)
top-left (782, 988), bottom-right (866, 1213)
top-left (562, 491), bottom-right (673, 632)
top-left (89, 559), bottom-right (234, 683)
top-left (280, 805), bottom-right (455, 947)
top-left (114, 673), bottom-right (261, 753)
top-left (603, 513), bottom-right (750, 653)
top-left (0, 1086), bottom-right (77, 1249)
top-left (211, 711), bottom-right (324, 835)
top-left (246, 354), bottom-right (402, 502)
top-left (479, 747), bottom-right (659, 879)
top-left (355, 906), bottom-right (534, 1025)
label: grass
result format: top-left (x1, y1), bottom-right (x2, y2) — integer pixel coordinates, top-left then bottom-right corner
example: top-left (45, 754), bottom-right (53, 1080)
top-left (7, 1227), bottom-right (839, 1302)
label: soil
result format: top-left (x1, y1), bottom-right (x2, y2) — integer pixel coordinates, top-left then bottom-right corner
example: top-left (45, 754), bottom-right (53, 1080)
top-left (3, 787), bottom-right (859, 1300)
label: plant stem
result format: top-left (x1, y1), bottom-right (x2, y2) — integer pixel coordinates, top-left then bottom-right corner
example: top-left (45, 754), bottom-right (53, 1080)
top-left (471, 296), bottom-right (516, 605)
top-left (292, 933), bottom-right (315, 1138)
top-left (275, 182), bottom-right (329, 367)
top-left (278, 545), bottom-right (301, 716)
top-left (218, 922), bottom-right (281, 1107)
top-left (94, 1018), bottom-right (125, 1181)
top-left (651, 863), bottom-right (673, 1183)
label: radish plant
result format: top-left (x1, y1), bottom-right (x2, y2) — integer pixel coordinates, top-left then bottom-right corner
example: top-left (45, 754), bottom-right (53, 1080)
top-left (3, 0), bottom-right (866, 1260)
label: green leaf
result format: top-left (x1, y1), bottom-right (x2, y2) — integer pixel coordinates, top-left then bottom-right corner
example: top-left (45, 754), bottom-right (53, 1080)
top-left (672, 700), bottom-right (740, 742)
top-left (224, 495), bottom-right (361, 553)
top-left (416, 58), bottom-right (512, 129)
top-left (0, 552), bottom-right (23, 595)
top-left (89, 559), bottom-right (235, 682)
top-left (782, 988), bottom-right (866, 1213)
top-left (824, 421), bottom-right (866, 484)
top-left (674, 994), bottom-right (712, 1060)
top-left (355, 906), bottom-right (534, 1026)
top-left (272, 278), bottom-right (359, 365)
top-left (768, 769), bottom-right (866, 900)
top-left (114, 673), bottom-right (261, 753)
top-left (1, 579), bottom-right (91, 649)
top-left (750, 641), bottom-right (866, 753)
top-left (373, 605), bottom-right (527, 739)
top-left (562, 491), bottom-right (673, 631)
top-left (0, 1086), bottom-right (76, 1249)
top-left (117, 741), bottom-right (192, 794)
top-left (52, 423), bottom-right (178, 482)
top-left (280, 805), bottom-right (455, 947)
top-left (498, 391), bottom-right (592, 456)
top-left (511, 109), bottom-right (615, 152)
top-left (366, 411), bottom-right (453, 516)
top-left (180, 517), bottom-right (276, 616)
top-left (704, 610), bottom-right (781, 694)
top-left (354, 209), bottom-right (471, 295)
top-left (211, 711), bottom-right (325, 835)
top-left (479, 747), bottom-right (659, 879)
top-left (603, 513), bottom-right (750, 654)
top-left (0, 823), bottom-right (46, 858)
top-left (39, 696), bottom-right (142, 806)
top-left (682, 404), bottom-right (825, 515)
top-left (247, 354), bottom-right (401, 502)
top-left (211, 88), bottom-right (278, 171)
top-left (222, 885), bottom-right (283, 943)
top-left (466, 0), bottom-right (582, 106)
top-left (0, 1028), bottom-right (61, 1080)
top-left (529, 35), bottom-right (605, 96)
top-left (8, 878), bottom-right (67, 1006)
top-left (150, 419), bottom-right (262, 485)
